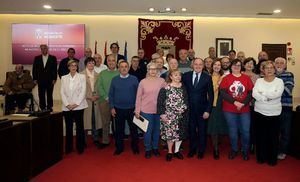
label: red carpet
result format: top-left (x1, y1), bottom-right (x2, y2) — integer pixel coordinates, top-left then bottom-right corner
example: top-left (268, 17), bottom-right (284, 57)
top-left (32, 137), bottom-right (300, 182)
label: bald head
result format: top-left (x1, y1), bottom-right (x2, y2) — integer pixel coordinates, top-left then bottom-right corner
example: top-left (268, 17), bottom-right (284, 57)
top-left (258, 51), bottom-right (268, 61)
top-left (15, 64), bottom-right (24, 75)
top-left (84, 48), bottom-right (92, 57)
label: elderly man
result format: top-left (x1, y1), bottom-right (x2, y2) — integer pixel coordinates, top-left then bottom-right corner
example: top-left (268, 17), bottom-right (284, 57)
top-left (79, 48), bottom-right (93, 72)
top-left (109, 61), bottom-right (139, 155)
top-left (178, 49), bottom-right (192, 73)
top-left (182, 58), bottom-right (214, 159)
top-left (4, 64), bottom-right (35, 114)
top-left (275, 57), bottom-right (294, 160)
top-left (96, 54), bottom-right (119, 148)
top-left (237, 51), bottom-right (246, 63)
top-left (94, 53), bottom-right (107, 73)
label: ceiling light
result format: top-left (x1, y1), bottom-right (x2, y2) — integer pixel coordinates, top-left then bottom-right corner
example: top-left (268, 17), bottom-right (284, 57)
top-left (273, 9), bottom-right (281, 13)
top-left (165, 8), bottom-right (171, 11)
top-left (149, 8), bottom-right (154, 12)
top-left (181, 8), bottom-right (187, 12)
top-left (43, 5), bottom-right (52, 9)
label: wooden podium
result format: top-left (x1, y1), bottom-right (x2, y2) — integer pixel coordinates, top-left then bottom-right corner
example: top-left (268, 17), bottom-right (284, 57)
top-left (0, 112), bottom-right (63, 181)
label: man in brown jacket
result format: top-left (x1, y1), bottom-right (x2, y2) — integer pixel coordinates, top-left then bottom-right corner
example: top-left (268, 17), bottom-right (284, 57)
top-left (3, 64), bottom-right (35, 114)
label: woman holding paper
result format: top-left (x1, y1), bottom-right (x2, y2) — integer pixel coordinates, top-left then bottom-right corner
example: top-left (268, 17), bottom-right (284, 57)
top-left (135, 62), bottom-right (166, 159)
top-left (157, 69), bottom-right (188, 161)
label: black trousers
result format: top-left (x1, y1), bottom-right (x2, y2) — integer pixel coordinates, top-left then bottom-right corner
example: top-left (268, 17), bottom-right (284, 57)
top-left (64, 109), bottom-right (85, 154)
top-left (255, 111), bottom-right (280, 164)
top-left (5, 93), bottom-right (31, 112)
top-left (38, 84), bottom-right (54, 110)
top-left (189, 103), bottom-right (207, 153)
top-left (114, 107), bottom-right (139, 151)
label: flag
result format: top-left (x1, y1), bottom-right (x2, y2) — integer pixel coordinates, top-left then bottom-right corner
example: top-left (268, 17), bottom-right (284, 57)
top-left (94, 41), bottom-right (97, 54)
top-left (124, 41), bottom-right (127, 61)
top-left (104, 41), bottom-right (107, 57)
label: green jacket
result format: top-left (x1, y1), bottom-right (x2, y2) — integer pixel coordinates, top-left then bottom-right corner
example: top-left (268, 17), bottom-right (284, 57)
top-left (95, 69), bottom-right (119, 102)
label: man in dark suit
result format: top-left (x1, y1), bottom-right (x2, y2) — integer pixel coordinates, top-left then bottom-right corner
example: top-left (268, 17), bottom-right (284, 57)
top-left (182, 58), bottom-right (214, 159)
top-left (104, 43), bottom-right (125, 65)
top-left (32, 44), bottom-right (57, 111)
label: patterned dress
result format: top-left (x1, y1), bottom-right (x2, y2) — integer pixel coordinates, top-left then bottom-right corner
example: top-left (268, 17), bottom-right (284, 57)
top-left (157, 84), bottom-right (189, 141)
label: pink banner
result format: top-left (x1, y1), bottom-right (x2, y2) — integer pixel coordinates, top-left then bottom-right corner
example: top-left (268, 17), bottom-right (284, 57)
top-left (12, 24), bottom-right (85, 64)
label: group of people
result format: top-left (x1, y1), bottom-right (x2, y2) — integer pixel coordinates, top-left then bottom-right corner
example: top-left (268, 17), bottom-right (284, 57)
top-left (3, 43), bottom-right (294, 167)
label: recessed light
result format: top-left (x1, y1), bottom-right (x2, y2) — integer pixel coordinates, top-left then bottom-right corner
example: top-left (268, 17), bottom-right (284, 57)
top-left (149, 7), bottom-right (154, 12)
top-left (181, 8), bottom-right (187, 12)
top-left (165, 7), bottom-right (171, 11)
top-left (43, 5), bottom-right (52, 9)
top-left (273, 9), bottom-right (281, 13)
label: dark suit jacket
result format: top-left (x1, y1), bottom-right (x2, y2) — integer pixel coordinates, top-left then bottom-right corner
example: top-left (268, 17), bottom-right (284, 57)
top-left (182, 71), bottom-right (214, 113)
top-left (32, 54), bottom-right (57, 86)
top-left (104, 54), bottom-right (125, 65)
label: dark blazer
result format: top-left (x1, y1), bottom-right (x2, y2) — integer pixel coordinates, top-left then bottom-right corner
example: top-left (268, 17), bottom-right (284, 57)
top-left (104, 54), bottom-right (125, 65)
top-left (182, 71), bottom-right (214, 113)
top-left (32, 54), bottom-right (57, 86)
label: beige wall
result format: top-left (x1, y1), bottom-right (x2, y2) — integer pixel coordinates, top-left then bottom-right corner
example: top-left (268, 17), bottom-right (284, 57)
top-left (0, 14), bottom-right (299, 101)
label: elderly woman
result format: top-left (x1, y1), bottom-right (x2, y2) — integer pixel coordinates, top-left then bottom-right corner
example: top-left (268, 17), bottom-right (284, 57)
top-left (61, 60), bottom-right (88, 154)
top-left (157, 69), bottom-right (188, 161)
top-left (220, 59), bottom-right (253, 161)
top-left (135, 62), bottom-right (165, 159)
top-left (253, 61), bottom-right (284, 166)
top-left (81, 57), bottom-right (102, 148)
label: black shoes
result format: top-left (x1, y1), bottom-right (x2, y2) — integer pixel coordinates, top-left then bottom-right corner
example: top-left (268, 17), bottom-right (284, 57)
top-left (166, 153), bottom-right (173, 161)
top-left (93, 141), bottom-right (101, 148)
top-left (113, 149), bottom-right (123, 155)
top-left (132, 147), bottom-right (140, 155)
top-left (250, 144), bottom-right (255, 154)
top-left (197, 152), bottom-right (204, 159)
top-left (145, 151), bottom-right (152, 159)
top-left (187, 151), bottom-right (196, 158)
top-left (152, 149), bottom-right (160, 157)
top-left (242, 152), bottom-right (249, 161)
top-left (174, 152), bottom-right (184, 160)
top-left (213, 150), bottom-right (220, 160)
top-left (99, 143), bottom-right (110, 149)
top-left (228, 150), bottom-right (238, 160)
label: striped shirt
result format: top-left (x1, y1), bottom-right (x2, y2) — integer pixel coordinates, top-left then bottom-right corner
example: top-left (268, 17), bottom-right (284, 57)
top-left (276, 70), bottom-right (294, 107)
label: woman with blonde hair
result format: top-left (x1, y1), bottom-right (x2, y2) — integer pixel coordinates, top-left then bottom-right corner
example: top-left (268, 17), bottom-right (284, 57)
top-left (135, 62), bottom-right (165, 159)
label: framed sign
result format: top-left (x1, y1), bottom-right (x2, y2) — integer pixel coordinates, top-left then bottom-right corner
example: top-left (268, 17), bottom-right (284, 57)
top-left (216, 38), bottom-right (233, 58)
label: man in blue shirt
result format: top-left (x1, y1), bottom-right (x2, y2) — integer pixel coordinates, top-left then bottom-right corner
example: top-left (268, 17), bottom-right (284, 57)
top-left (109, 60), bottom-right (139, 155)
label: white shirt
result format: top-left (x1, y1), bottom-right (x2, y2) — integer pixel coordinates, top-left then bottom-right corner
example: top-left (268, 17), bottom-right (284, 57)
top-left (252, 77), bottom-right (284, 116)
top-left (94, 64), bottom-right (108, 73)
top-left (192, 71), bottom-right (201, 85)
top-left (61, 72), bottom-right (88, 111)
top-left (42, 54), bottom-right (49, 68)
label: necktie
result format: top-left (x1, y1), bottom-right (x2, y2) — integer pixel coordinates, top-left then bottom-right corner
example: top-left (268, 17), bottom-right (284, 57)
top-left (194, 73), bottom-right (199, 87)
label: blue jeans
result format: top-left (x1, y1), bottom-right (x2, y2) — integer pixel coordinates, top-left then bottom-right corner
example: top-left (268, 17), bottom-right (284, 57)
top-left (224, 112), bottom-right (250, 153)
top-left (278, 107), bottom-right (293, 154)
top-left (141, 112), bottom-right (160, 151)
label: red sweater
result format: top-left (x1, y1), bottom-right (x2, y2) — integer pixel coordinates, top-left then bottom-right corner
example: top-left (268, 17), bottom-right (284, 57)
top-left (219, 73), bottom-right (253, 113)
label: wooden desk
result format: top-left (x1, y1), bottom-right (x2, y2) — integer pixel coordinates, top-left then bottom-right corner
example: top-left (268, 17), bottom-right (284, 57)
top-left (0, 112), bottom-right (63, 181)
